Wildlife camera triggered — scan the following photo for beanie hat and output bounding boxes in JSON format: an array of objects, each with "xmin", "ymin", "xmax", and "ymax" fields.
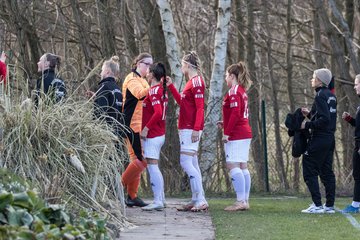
[{"xmin": 314, "ymin": 68, "xmax": 332, "ymax": 86}]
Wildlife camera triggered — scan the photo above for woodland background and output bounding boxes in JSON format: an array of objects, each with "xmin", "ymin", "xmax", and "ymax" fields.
[{"xmin": 0, "ymin": 0, "xmax": 359, "ymax": 196}]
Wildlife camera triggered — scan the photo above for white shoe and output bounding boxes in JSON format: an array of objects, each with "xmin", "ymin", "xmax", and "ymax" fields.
[
  {"xmin": 323, "ymin": 204, "xmax": 335, "ymax": 214},
  {"xmin": 141, "ymin": 202, "xmax": 164, "ymax": 211},
  {"xmin": 301, "ymin": 203, "xmax": 324, "ymax": 214}
]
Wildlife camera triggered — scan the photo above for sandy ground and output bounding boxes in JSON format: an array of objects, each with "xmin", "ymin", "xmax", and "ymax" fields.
[{"xmin": 117, "ymin": 198, "xmax": 215, "ymax": 240}]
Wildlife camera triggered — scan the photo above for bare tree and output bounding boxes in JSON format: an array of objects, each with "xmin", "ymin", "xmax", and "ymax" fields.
[{"xmin": 200, "ymin": 0, "xmax": 232, "ymax": 184}]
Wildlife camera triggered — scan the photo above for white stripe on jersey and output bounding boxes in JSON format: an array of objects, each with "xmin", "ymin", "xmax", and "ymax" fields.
[
  {"xmin": 192, "ymin": 76, "xmax": 202, "ymax": 88},
  {"xmin": 150, "ymin": 86, "xmax": 160, "ymax": 95},
  {"xmin": 228, "ymin": 85, "xmax": 239, "ymax": 96}
]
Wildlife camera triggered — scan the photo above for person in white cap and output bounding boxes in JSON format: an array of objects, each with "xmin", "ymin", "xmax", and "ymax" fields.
[{"xmin": 300, "ymin": 68, "xmax": 337, "ymax": 214}]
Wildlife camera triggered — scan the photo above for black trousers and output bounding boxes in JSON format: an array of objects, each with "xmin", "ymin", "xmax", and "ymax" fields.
[
  {"xmin": 302, "ymin": 134, "xmax": 336, "ymax": 207},
  {"xmin": 353, "ymin": 141, "xmax": 360, "ymax": 202}
]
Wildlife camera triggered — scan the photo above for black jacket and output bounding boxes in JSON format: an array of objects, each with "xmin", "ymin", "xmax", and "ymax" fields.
[
  {"xmin": 94, "ymin": 77, "xmax": 123, "ymax": 129},
  {"xmin": 304, "ymin": 86, "xmax": 337, "ymax": 135},
  {"xmin": 35, "ymin": 69, "xmax": 66, "ymax": 105},
  {"xmin": 346, "ymin": 105, "xmax": 360, "ymax": 142},
  {"xmin": 285, "ymin": 108, "xmax": 310, "ymax": 157}
]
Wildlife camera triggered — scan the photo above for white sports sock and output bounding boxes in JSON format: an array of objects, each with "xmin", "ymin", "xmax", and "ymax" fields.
[
  {"xmin": 242, "ymin": 168, "xmax": 251, "ymax": 201},
  {"xmin": 352, "ymin": 201, "xmax": 360, "ymax": 208},
  {"xmin": 230, "ymin": 168, "xmax": 245, "ymax": 202},
  {"xmin": 192, "ymin": 154, "xmax": 206, "ymax": 202},
  {"xmin": 180, "ymin": 154, "xmax": 204, "ymax": 202},
  {"xmin": 147, "ymin": 164, "xmax": 164, "ymax": 204}
]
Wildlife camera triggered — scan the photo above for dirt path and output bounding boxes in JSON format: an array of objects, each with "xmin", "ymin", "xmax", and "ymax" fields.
[{"xmin": 117, "ymin": 198, "xmax": 215, "ymax": 240}]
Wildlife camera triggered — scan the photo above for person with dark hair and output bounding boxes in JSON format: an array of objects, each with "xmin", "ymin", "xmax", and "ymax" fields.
[
  {"xmin": 217, "ymin": 61, "xmax": 252, "ymax": 211},
  {"xmin": 341, "ymin": 74, "xmax": 360, "ymax": 213},
  {"xmin": 35, "ymin": 53, "xmax": 66, "ymax": 105},
  {"xmin": 165, "ymin": 51, "xmax": 208, "ymax": 212},
  {"xmin": 121, "ymin": 52, "xmax": 152, "ymax": 207},
  {"xmin": 140, "ymin": 62, "xmax": 168, "ymax": 211},
  {"xmin": 300, "ymin": 68, "xmax": 337, "ymax": 214},
  {"xmin": 0, "ymin": 51, "xmax": 7, "ymax": 87}
]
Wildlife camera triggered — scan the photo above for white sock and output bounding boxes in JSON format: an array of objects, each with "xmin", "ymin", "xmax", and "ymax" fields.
[
  {"xmin": 242, "ymin": 168, "xmax": 251, "ymax": 201},
  {"xmin": 230, "ymin": 168, "xmax": 245, "ymax": 202},
  {"xmin": 352, "ymin": 201, "xmax": 360, "ymax": 208},
  {"xmin": 192, "ymin": 154, "xmax": 206, "ymax": 202},
  {"xmin": 147, "ymin": 164, "xmax": 164, "ymax": 204},
  {"xmin": 180, "ymin": 154, "xmax": 205, "ymax": 202}
]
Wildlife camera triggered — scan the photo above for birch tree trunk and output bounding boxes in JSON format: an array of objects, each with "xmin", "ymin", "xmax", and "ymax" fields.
[
  {"xmin": 200, "ymin": 0, "xmax": 232, "ymax": 185},
  {"xmin": 156, "ymin": 0, "xmax": 182, "ymax": 88}
]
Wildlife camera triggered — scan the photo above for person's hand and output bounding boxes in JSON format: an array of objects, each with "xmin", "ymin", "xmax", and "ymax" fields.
[
  {"xmin": 301, "ymin": 119, "xmax": 308, "ymax": 129},
  {"xmin": 216, "ymin": 121, "xmax": 223, "ymax": 129},
  {"xmin": 191, "ymin": 130, "xmax": 200, "ymax": 143},
  {"xmin": 358, "ymin": 148, "xmax": 360, "ymax": 156},
  {"xmin": 85, "ymin": 90, "xmax": 95, "ymax": 99},
  {"xmin": 222, "ymin": 135, "xmax": 229, "ymax": 143},
  {"xmin": 0, "ymin": 51, "xmax": 6, "ymax": 63},
  {"xmin": 165, "ymin": 76, "xmax": 173, "ymax": 87},
  {"xmin": 301, "ymin": 107, "xmax": 310, "ymax": 117},
  {"xmin": 342, "ymin": 112, "xmax": 351, "ymax": 121},
  {"xmin": 141, "ymin": 127, "xmax": 149, "ymax": 139}
]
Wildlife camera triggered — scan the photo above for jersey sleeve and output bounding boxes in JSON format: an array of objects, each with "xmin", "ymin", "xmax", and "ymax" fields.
[
  {"xmin": 145, "ymin": 89, "xmax": 163, "ymax": 129},
  {"xmin": 191, "ymin": 84, "xmax": 205, "ymax": 131},
  {"xmin": 127, "ymin": 78, "xmax": 149, "ymax": 100},
  {"xmin": 168, "ymin": 84, "xmax": 181, "ymax": 105},
  {"xmin": 224, "ymin": 93, "xmax": 241, "ymax": 136}
]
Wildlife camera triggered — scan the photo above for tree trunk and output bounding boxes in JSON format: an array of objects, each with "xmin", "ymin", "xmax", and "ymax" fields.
[
  {"xmin": 246, "ymin": 0, "xmax": 265, "ymax": 190},
  {"xmin": 69, "ymin": 0, "xmax": 94, "ymax": 69},
  {"xmin": 156, "ymin": 0, "xmax": 183, "ymax": 88},
  {"xmin": 96, "ymin": 0, "xmax": 117, "ymax": 58},
  {"xmin": 235, "ymin": 0, "xmax": 245, "ymax": 61},
  {"xmin": 262, "ymin": 0, "xmax": 289, "ymax": 190},
  {"xmin": 315, "ymin": 0, "xmax": 358, "ymax": 178},
  {"xmin": 200, "ymin": 0, "xmax": 232, "ymax": 186},
  {"xmin": 285, "ymin": 0, "xmax": 300, "ymax": 191}
]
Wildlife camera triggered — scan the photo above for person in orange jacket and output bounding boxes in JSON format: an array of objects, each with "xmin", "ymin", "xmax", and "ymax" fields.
[{"xmin": 121, "ymin": 52, "xmax": 152, "ymax": 207}]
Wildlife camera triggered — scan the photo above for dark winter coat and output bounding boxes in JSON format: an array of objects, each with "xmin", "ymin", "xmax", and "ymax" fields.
[{"xmin": 285, "ymin": 108, "xmax": 310, "ymax": 158}]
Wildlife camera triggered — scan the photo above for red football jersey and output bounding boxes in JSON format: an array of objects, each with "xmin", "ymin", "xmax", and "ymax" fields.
[
  {"xmin": 142, "ymin": 84, "xmax": 167, "ymax": 138},
  {"xmin": 222, "ymin": 84, "xmax": 252, "ymax": 140},
  {"xmin": 0, "ymin": 61, "xmax": 6, "ymax": 85},
  {"xmin": 168, "ymin": 75, "xmax": 205, "ymax": 131}
]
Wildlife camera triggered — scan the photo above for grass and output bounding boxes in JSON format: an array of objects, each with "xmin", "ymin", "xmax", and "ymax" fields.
[{"xmin": 209, "ymin": 196, "xmax": 360, "ymax": 240}]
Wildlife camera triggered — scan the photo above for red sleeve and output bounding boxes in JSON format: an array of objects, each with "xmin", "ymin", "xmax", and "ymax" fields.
[
  {"xmin": 0, "ymin": 61, "xmax": 7, "ymax": 85},
  {"xmin": 224, "ymin": 94, "xmax": 241, "ymax": 136},
  {"xmin": 168, "ymin": 84, "xmax": 181, "ymax": 105},
  {"xmin": 145, "ymin": 92, "xmax": 163, "ymax": 129},
  {"xmin": 192, "ymin": 85, "xmax": 205, "ymax": 131}
]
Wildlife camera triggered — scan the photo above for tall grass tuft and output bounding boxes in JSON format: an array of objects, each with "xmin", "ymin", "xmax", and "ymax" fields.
[{"xmin": 0, "ymin": 88, "xmax": 131, "ymax": 232}]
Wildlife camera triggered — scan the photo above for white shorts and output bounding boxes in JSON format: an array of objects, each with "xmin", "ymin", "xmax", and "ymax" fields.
[
  {"xmin": 179, "ymin": 129, "xmax": 202, "ymax": 152},
  {"xmin": 142, "ymin": 135, "xmax": 165, "ymax": 160},
  {"xmin": 224, "ymin": 139, "xmax": 251, "ymax": 163}
]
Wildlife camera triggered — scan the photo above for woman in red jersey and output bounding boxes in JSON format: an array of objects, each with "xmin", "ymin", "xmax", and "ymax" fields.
[
  {"xmin": 140, "ymin": 62, "xmax": 168, "ymax": 211},
  {"xmin": 166, "ymin": 51, "xmax": 208, "ymax": 212},
  {"xmin": 0, "ymin": 51, "xmax": 7, "ymax": 90},
  {"xmin": 218, "ymin": 61, "xmax": 252, "ymax": 211}
]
